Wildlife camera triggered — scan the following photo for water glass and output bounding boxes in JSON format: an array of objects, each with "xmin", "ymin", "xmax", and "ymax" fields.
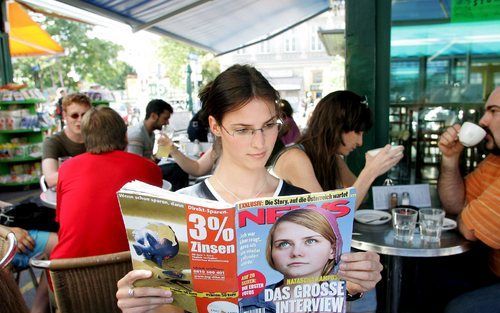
[
  {"xmin": 392, "ymin": 208, "xmax": 418, "ymax": 242},
  {"xmin": 419, "ymin": 209, "xmax": 445, "ymax": 243}
]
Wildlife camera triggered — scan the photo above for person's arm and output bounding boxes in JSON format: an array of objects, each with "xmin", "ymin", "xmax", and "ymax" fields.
[
  {"xmin": 273, "ymin": 148, "xmax": 323, "ymax": 192},
  {"xmin": 158, "ymin": 134, "xmax": 214, "ymax": 177},
  {"xmin": 437, "ymin": 125, "xmax": 466, "ymax": 215},
  {"xmin": 42, "ymin": 158, "xmax": 59, "ymax": 188},
  {"xmin": 170, "ymin": 146, "xmax": 215, "ymax": 177},
  {"xmin": 349, "ymin": 145, "xmax": 404, "ymax": 209}
]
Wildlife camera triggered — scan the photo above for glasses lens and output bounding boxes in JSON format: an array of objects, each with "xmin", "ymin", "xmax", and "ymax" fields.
[{"xmin": 70, "ymin": 112, "xmax": 85, "ymax": 119}]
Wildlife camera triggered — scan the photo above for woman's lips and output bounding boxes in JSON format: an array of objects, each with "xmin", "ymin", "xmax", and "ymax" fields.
[
  {"xmin": 288, "ymin": 262, "xmax": 307, "ymax": 267},
  {"xmin": 248, "ymin": 152, "xmax": 266, "ymax": 158}
]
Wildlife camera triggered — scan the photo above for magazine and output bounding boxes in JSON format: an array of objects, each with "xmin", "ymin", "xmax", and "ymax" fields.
[{"xmin": 117, "ymin": 180, "xmax": 356, "ymax": 313}]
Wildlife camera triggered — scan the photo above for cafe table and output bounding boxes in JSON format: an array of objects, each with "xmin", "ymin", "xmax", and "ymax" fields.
[{"xmin": 351, "ymin": 217, "xmax": 473, "ymax": 313}]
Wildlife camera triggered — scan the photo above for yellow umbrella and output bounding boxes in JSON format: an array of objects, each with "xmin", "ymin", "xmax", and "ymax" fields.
[{"xmin": 8, "ymin": 1, "xmax": 64, "ymax": 57}]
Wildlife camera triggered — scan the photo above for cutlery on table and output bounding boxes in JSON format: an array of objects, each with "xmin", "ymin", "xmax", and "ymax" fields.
[{"xmin": 364, "ymin": 216, "xmax": 390, "ymax": 224}]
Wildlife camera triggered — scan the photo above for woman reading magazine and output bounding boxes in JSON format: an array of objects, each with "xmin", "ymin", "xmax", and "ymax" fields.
[{"xmin": 116, "ymin": 64, "xmax": 383, "ymax": 313}]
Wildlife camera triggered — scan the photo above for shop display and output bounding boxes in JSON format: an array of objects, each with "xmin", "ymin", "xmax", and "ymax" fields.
[{"xmin": 0, "ymin": 89, "xmax": 47, "ymax": 186}]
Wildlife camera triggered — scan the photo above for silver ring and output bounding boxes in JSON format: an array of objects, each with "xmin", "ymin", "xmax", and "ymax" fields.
[{"xmin": 128, "ymin": 287, "xmax": 135, "ymax": 297}]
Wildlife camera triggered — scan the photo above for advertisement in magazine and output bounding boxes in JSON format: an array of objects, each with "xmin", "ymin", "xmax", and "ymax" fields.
[
  {"xmin": 236, "ymin": 188, "xmax": 356, "ymax": 313},
  {"xmin": 118, "ymin": 186, "xmax": 240, "ymax": 313}
]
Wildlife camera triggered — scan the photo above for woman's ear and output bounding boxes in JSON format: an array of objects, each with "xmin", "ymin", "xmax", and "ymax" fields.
[
  {"xmin": 208, "ymin": 116, "xmax": 221, "ymax": 136},
  {"xmin": 328, "ymin": 245, "xmax": 335, "ymax": 260}
]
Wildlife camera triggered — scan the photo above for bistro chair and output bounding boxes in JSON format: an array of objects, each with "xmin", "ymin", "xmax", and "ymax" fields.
[
  {"xmin": 0, "ymin": 225, "xmax": 30, "ymax": 313},
  {"xmin": 30, "ymin": 251, "xmax": 132, "ymax": 313}
]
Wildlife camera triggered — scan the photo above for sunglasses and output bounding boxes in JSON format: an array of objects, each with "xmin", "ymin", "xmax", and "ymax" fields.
[{"xmin": 68, "ymin": 112, "xmax": 86, "ymax": 119}]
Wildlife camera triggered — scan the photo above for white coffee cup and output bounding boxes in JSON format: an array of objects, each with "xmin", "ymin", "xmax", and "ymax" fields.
[
  {"xmin": 367, "ymin": 145, "xmax": 403, "ymax": 157},
  {"xmin": 458, "ymin": 122, "xmax": 486, "ymax": 147}
]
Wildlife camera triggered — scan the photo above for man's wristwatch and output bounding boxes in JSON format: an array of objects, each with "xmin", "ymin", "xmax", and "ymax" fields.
[{"xmin": 346, "ymin": 292, "xmax": 364, "ymax": 301}]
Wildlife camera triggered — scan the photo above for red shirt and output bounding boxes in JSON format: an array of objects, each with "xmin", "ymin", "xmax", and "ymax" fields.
[{"xmin": 51, "ymin": 150, "xmax": 162, "ymax": 260}]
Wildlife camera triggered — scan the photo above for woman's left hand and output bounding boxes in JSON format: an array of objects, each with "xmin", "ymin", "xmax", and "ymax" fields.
[{"xmin": 338, "ymin": 251, "xmax": 383, "ymax": 295}]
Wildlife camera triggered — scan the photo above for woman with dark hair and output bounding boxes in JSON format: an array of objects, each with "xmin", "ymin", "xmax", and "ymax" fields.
[
  {"xmin": 272, "ymin": 90, "xmax": 404, "ymax": 209},
  {"xmin": 116, "ymin": 67, "xmax": 383, "ymax": 313}
]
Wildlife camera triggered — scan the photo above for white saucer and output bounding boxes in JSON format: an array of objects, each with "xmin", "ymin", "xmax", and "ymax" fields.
[
  {"xmin": 355, "ymin": 210, "xmax": 392, "ymax": 225},
  {"xmin": 442, "ymin": 218, "xmax": 457, "ymax": 231}
]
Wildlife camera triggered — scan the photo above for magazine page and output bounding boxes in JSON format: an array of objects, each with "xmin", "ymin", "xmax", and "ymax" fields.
[
  {"xmin": 118, "ymin": 181, "xmax": 239, "ymax": 313},
  {"xmin": 235, "ymin": 188, "xmax": 356, "ymax": 313}
]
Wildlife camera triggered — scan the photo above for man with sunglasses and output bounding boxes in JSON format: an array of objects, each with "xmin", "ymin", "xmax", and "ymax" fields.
[{"xmin": 42, "ymin": 93, "xmax": 91, "ymax": 187}]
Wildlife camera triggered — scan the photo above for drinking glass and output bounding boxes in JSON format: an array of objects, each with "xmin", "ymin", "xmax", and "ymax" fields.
[
  {"xmin": 156, "ymin": 125, "xmax": 175, "ymax": 158},
  {"xmin": 419, "ymin": 209, "xmax": 445, "ymax": 243},
  {"xmin": 392, "ymin": 208, "xmax": 418, "ymax": 242}
]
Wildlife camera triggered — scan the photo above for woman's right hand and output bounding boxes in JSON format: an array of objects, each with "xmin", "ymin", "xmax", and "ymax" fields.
[
  {"xmin": 116, "ymin": 270, "xmax": 174, "ymax": 313},
  {"xmin": 157, "ymin": 134, "xmax": 173, "ymax": 147},
  {"xmin": 364, "ymin": 144, "xmax": 404, "ymax": 178}
]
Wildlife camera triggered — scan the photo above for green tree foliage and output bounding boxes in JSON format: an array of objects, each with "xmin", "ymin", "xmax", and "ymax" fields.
[
  {"xmin": 12, "ymin": 16, "xmax": 135, "ymax": 90},
  {"xmin": 156, "ymin": 38, "xmax": 220, "ymax": 89}
]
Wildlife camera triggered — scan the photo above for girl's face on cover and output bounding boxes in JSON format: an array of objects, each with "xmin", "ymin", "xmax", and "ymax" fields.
[
  {"xmin": 271, "ymin": 221, "xmax": 335, "ymax": 279},
  {"xmin": 211, "ymin": 98, "xmax": 279, "ymax": 171}
]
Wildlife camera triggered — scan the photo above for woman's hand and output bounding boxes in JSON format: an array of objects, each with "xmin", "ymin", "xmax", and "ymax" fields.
[
  {"xmin": 364, "ymin": 144, "xmax": 404, "ymax": 178},
  {"xmin": 338, "ymin": 251, "xmax": 383, "ymax": 295},
  {"xmin": 116, "ymin": 270, "xmax": 174, "ymax": 313},
  {"xmin": 10, "ymin": 227, "xmax": 35, "ymax": 253},
  {"xmin": 157, "ymin": 134, "xmax": 173, "ymax": 147}
]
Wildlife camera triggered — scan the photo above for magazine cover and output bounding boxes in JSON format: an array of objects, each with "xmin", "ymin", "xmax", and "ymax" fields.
[
  {"xmin": 118, "ymin": 181, "xmax": 238, "ymax": 313},
  {"xmin": 236, "ymin": 188, "xmax": 356, "ymax": 313},
  {"xmin": 118, "ymin": 181, "xmax": 356, "ymax": 313}
]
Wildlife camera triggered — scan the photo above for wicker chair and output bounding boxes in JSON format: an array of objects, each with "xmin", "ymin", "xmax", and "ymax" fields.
[
  {"xmin": 0, "ymin": 225, "xmax": 30, "ymax": 313},
  {"xmin": 30, "ymin": 251, "xmax": 132, "ymax": 313}
]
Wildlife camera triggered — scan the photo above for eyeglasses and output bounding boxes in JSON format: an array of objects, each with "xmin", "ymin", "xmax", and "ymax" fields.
[
  {"xmin": 220, "ymin": 119, "xmax": 283, "ymax": 138},
  {"xmin": 68, "ymin": 112, "xmax": 86, "ymax": 119}
]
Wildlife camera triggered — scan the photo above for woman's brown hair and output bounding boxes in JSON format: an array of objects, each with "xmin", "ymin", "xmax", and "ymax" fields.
[{"xmin": 297, "ymin": 90, "xmax": 372, "ymax": 190}]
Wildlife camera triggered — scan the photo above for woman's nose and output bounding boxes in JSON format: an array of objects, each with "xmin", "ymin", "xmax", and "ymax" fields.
[{"xmin": 291, "ymin": 244, "xmax": 304, "ymax": 257}]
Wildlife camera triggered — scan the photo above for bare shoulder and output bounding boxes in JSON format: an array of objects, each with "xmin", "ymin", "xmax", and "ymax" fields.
[{"xmin": 277, "ymin": 147, "xmax": 310, "ymax": 166}]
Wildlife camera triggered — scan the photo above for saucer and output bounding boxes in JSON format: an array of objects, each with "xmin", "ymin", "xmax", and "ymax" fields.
[
  {"xmin": 442, "ymin": 218, "xmax": 457, "ymax": 231},
  {"xmin": 355, "ymin": 210, "xmax": 392, "ymax": 225}
]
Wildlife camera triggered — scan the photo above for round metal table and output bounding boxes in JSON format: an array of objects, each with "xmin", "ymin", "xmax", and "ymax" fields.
[{"xmin": 352, "ymin": 219, "xmax": 473, "ymax": 313}]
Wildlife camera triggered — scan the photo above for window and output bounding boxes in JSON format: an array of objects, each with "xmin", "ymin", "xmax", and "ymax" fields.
[
  {"xmin": 310, "ymin": 26, "xmax": 323, "ymax": 51},
  {"xmin": 258, "ymin": 41, "xmax": 271, "ymax": 54},
  {"xmin": 312, "ymin": 70, "xmax": 323, "ymax": 84},
  {"xmin": 284, "ymin": 32, "xmax": 297, "ymax": 52}
]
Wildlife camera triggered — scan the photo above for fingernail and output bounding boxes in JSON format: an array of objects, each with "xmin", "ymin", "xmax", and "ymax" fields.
[{"xmin": 339, "ymin": 264, "xmax": 347, "ymax": 270}]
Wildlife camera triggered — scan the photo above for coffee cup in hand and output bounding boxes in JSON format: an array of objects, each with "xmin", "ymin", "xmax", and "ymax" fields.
[
  {"xmin": 458, "ymin": 122, "xmax": 486, "ymax": 147},
  {"xmin": 367, "ymin": 145, "xmax": 403, "ymax": 157}
]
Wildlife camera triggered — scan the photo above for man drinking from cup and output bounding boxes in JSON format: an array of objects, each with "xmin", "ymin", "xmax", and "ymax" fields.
[{"xmin": 438, "ymin": 87, "xmax": 500, "ymax": 312}]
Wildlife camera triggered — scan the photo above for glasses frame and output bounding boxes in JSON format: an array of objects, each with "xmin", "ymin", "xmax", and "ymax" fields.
[{"xmin": 220, "ymin": 118, "xmax": 283, "ymax": 138}]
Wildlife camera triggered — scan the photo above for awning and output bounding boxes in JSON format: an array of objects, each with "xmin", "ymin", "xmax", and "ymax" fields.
[
  {"xmin": 54, "ymin": 0, "xmax": 330, "ymax": 56},
  {"xmin": 8, "ymin": 1, "xmax": 64, "ymax": 57}
]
